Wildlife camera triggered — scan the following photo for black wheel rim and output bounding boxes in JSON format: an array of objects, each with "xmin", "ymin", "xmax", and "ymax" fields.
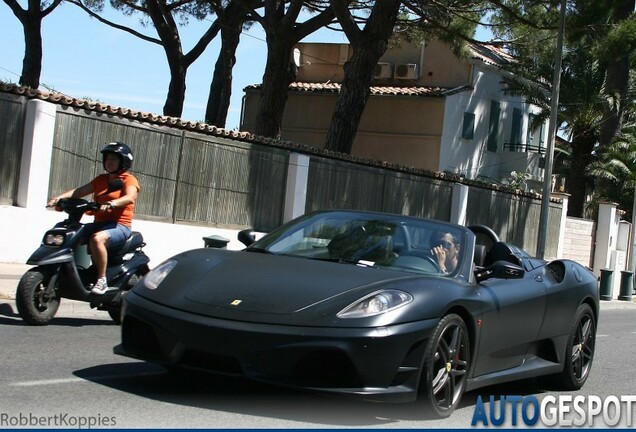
[
  {"xmin": 430, "ymin": 322, "xmax": 469, "ymax": 412},
  {"xmin": 33, "ymin": 281, "xmax": 53, "ymax": 313},
  {"xmin": 571, "ymin": 313, "xmax": 595, "ymax": 381}
]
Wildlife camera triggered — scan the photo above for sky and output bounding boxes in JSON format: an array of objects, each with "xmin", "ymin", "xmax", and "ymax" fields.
[
  {"xmin": 1, "ymin": 4, "xmax": 493, "ymax": 132},
  {"xmin": 0, "ymin": 3, "xmax": 350, "ymax": 131}
]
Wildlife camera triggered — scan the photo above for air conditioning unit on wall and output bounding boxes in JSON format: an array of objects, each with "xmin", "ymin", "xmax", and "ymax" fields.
[
  {"xmin": 374, "ymin": 62, "xmax": 392, "ymax": 79},
  {"xmin": 394, "ymin": 63, "xmax": 418, "ymax": 80}
]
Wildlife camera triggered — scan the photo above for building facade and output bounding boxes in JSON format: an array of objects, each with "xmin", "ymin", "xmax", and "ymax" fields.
[{"xmin": 240, "ymin": 39, "xmax": 548, "ymax": 191}]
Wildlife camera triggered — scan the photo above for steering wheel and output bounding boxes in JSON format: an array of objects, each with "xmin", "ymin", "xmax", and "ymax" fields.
[{"xmin": 421, "ymin": 251, "xmax": 442, "ymax": 272}]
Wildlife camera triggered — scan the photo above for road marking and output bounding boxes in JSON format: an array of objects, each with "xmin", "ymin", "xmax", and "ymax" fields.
[
  {"xmin": 10, "ymin": 371, "xmax": 163, "ymax": 387},
  {"xmin": 11, "ymin": 377, "xmax": 85, "ymax": 387}
]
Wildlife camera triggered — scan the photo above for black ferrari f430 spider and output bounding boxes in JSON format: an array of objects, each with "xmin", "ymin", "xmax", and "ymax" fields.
[{"xmin": 115, "ymin": 210, "xmax": 599, "ymax": 418}]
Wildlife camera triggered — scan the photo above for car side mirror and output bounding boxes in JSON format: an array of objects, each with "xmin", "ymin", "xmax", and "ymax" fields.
[
  {"xmin": 238, "ymin": 229, "xmax": 256, "ymax": 247},
  {"xmin": 475, "ymin": 260, "xmax": 525, "ymax": 283}
]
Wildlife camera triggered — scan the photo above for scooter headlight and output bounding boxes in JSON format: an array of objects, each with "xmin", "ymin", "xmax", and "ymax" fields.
[{"xmin": 44, "ymin": 233, "xmax": 65, "ymax": 246}]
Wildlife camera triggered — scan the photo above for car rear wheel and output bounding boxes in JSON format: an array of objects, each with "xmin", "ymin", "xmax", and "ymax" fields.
[
  {"xmin": 555, "ymin": 303, "xmax": 596, "ymax": 390},
  {"xmin": 418, "ymin": 313, "xmax": 470, "ymax": 418}
]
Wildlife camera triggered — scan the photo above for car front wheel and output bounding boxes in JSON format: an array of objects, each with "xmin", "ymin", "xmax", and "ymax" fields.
[{"xmin": 418, "ymin": 313, "xmax": 470, "ymax": 418}]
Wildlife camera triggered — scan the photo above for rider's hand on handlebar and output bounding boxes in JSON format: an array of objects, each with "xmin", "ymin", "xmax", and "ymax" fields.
[
  {"xmin": 97, "ymin": 202, "xmax": 114, "ymax": 212},
  {"xmin": 47, "ymin": 198, "xmax": 59, "ymax": 208}
]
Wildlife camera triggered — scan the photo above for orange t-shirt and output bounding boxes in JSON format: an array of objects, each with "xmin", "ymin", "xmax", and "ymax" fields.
[{"xmin": 91, "ymin": 172, "xmax": 140, "ymax": 227}]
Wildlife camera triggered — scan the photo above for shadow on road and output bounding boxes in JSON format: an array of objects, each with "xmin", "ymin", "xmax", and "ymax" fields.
[
  {"xmin": 0, "ymin": 301, "xmax": 116, "ymax": 327},
  {"xmin": 73, "ymin": 361, "xmax": 548, "ymax": 427}
]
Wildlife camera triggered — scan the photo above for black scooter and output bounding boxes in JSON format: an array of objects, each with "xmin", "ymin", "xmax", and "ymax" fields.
[{"xmin": 16, "ymin": 196, "xmax": 150, "ymax": 325}]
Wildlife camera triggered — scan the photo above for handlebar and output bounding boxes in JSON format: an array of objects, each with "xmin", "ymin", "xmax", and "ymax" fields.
[{"xmin": 51, "ymin": 198, "xmax": 101, "ymax": 214}]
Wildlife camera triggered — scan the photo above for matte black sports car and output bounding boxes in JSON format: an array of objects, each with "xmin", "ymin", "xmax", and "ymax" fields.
[{"xmin": 116, "ymin": 210, "xmax": 599, "ymax": 417}]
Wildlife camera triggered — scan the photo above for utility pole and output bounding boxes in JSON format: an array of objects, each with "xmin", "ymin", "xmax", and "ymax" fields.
[{"xmin": 537, "ymin": 0, "xmax": 567, "ymax": 259}]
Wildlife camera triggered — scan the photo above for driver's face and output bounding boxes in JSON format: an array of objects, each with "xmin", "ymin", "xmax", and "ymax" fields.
[{"xmin": 435, "ymin": 233, "xmax": 458, "ymax": 259}]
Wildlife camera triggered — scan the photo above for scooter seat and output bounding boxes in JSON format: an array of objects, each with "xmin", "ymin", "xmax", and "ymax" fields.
[{"xmin": 110, "ymin": 231, "xmax": 144, "ymax": 257}]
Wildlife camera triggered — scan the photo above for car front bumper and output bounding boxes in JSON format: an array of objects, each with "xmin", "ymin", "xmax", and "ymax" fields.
[{"xmin": 116, "ymin": 291, "xmax": 438, "ymax": 403}]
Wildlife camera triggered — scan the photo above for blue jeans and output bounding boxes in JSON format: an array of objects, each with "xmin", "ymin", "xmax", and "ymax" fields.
[{"xmin": 84, "ymin": 221, "xmax": 132, "ymax": 250}]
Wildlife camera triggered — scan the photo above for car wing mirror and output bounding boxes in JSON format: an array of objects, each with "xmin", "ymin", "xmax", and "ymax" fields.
[
  {"xmin": 475, "ymin": 260, "xmax": 525, "ymax": 283},
  {"xmin": 238, "ymin": 229, "xmax": 257, "ymax": 247}
]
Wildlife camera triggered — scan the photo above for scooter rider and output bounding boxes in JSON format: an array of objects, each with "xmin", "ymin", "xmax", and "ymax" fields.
[{"xmin": 47, "ymin": 142, "xmax": 140, "ymax": 294}]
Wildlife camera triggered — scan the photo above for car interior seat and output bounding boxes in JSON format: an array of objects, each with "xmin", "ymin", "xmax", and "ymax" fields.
[
  {"xmin": 328, "ymin": 226, "xmax": 396, "ymax": 263},
  {"xmin": 358, "ymin": 235, "xmax": 396, "ymax": 263},
  {"xmin": 473, "ymin": 244, "xmax": 487, "ymax": 268},
  {"xmin": 483, "ymin": 241, "xmax": 522, "ymax": 267}
]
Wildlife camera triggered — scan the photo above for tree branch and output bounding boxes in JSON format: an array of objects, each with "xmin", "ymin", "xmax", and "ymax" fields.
[
  {"xmin": 330, "ymin": 0, "xmax": 361, "ymax": 43},
  {"xmin": 65, "ymin": 0, "xmax": 162, "ymax": 44}
]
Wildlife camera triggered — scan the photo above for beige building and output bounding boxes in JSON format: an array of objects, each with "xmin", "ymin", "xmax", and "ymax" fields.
[{"xmin": 241, "ymin": 39, "xmax": 547, "ymax": 188}]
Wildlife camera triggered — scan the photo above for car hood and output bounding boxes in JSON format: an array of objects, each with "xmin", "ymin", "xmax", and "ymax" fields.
[{"xmin": 138, "ymin": 248, "xmax": 428, "ymax": 324}]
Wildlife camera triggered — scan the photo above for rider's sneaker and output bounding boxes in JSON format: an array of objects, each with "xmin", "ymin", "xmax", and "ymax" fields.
[{"xmin": 90, "ymin": 277, "xmax": 113, "ymax": 295}]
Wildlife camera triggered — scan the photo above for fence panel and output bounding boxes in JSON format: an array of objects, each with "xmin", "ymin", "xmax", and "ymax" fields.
[
  {"xmin": 306, "ymin": 158, "xmax": 387, "ymax": 212},
  {"xmin": 466, "ymin": 186, "xmax": 561, "ymax": 257},
  {"xmin": 5, "ymin": 90, "xmax": 566, "ymax": 257},
  {"xmin": 175, "ymin": 135, "xmax": 287, "ymax": 230},
  {"xmin": 382, "ymin": 172, "xmax": 452, "ymax": 221},
  {"xmin": 50, "ymin": 108, "xmax": 183, "ymax": 219},
  {"xmin": 0, "ymin": 93, "xmax": 26, "ymax": 205}
]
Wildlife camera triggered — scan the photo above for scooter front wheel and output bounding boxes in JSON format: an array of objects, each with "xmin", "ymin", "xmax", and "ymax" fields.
[{"xmin": 16, "ymin": 269, "xmax": 60, "ymax": 326}]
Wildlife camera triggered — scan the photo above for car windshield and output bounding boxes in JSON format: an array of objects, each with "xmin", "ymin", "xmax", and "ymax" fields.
[{"xmin": 249, "ymin": 210, "xmax": 466, "ymax": 276}]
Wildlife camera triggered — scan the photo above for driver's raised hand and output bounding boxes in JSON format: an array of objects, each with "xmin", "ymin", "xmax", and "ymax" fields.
[{"xmin": 431, "ymin": 245, "xmax": 447, "ymax": 272}]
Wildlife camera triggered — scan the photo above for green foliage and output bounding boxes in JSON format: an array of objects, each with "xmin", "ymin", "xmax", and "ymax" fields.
[
  {"xmin": 507, "ymin": 170, "xmax": 529, "ymax": 189},
  {"xmin": 396, "ymin": 0, "xmax": 483, "ymax": 56},
  {"xmin": 587, "ymin": 128, "xmax": 636, "ymax": 221},
  {"xmin": 596, "ymin": 16, "xmax": 636, "ymax": 62}
]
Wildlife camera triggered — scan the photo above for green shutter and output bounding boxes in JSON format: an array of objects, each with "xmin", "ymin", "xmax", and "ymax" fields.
[
  {"xmin": 487, "ymin": 101, "xmax": 500, "ymax": 152},
  {"xmin": 510, "ymin": 108, "xmax": 522, "ymax": 150},
  {"xmin": 462, "ymin": 112, "xmax": 475, "ymax": 139}
]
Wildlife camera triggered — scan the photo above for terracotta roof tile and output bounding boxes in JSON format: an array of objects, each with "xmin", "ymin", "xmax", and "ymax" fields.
[
  {"xmin": 245, "ymin": 82, "xmax": 450, "ymax": 97},
  {"xmin": 469, "ymin": 42, "xmax": 515, "ymax": 67}
]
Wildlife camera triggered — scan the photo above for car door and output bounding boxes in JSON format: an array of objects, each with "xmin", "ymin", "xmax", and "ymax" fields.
[{"xmin": 471, "ymin": 267, "xmax": 547, "ymax": 377}]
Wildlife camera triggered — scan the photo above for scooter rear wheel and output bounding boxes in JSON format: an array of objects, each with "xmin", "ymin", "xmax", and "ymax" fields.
[{"xmin": 16, "ymin": 269, "xmax": 60, "ymax": 326}]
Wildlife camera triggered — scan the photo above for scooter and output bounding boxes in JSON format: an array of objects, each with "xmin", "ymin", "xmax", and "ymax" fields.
[{"xmin": 15, "ymin": 195, "xmax": 150, "ymax": 325}]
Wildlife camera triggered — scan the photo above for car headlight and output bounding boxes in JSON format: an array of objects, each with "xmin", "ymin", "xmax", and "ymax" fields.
[
  {"xmin": 337, "ymin": 290, "xmax": 413, "ymax": 318},
  {"xmin": 44, "ymin": 233, "xmax": 65, "ymax": 246},
  {"xmin": 143, "ymin": 260, "xmax": 177, "ymax": 290}
]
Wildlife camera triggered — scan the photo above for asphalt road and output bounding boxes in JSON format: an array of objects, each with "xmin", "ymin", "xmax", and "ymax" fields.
[{"xmin": 0, "ymin": 299, "xmax": 635, "ymax": 429}]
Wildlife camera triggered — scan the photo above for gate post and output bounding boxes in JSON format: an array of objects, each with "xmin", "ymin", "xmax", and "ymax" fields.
[{"xmin": 17, "ymin": 99, "xmax": 57, "ymax": 208}]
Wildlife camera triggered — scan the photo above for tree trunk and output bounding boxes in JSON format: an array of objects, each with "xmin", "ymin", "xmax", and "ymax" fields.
[
  {"xmin": 566, "ymin": 130, "xmax": 596, "ymax": 217},
  {"xmin": 324, "ymin": 48, "xmax": 377, "ymax": 154},
  {"xmin": 205, "ymin": 19, "xmax": 242, "ymax": 126},
  {"xmin": 324, "ymin": 0, "xmax": 401, "ymax": 154},
  {"xmin": 20, "ymin": 19, "xmax": 43, "ymax": 88},
  {"xmin": 254, "ymin": 39, "xmax": 295, "ymax": 138},
  {"xmin": 162, "ymin": 50, "xmax": 187, "ymax": 117}
]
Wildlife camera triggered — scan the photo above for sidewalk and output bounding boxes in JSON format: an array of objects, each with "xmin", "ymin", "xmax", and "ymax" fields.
[{"xmin": 0, "ymin": 262, "xmax": 30, "ymax": 300}]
